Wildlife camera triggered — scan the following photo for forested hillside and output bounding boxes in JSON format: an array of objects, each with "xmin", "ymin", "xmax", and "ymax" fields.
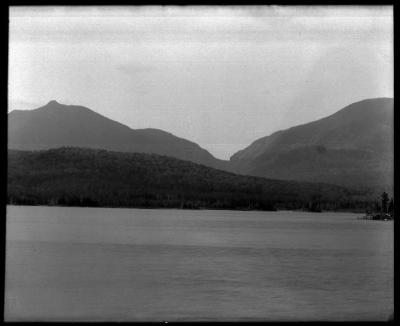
[{"xmin": 8, "ymin": 148, "xmax": 375, "ymax": 211}]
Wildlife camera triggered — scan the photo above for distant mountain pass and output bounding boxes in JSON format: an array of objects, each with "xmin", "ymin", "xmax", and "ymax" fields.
[
  {"xmin": 8, "ymin": 98, "xmax": 393, "ymax": 192},
  {"xmin": 230, "ymin": 98, "xmax": 393, "ymax": 192}
]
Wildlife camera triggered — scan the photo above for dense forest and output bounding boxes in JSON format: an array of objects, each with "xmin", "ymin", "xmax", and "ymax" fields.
[{"xmin": 7, "ymin": 147, "xmax": 379, "ymax": 212}]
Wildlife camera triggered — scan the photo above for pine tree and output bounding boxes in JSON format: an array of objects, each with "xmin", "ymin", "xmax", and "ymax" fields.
[
  {"xmin": 381, "ymin": 192, "xmax": 389, "ymax": 213},
  {"xmin": 388, "ymin": 197, "xmax": 394, "ymax": 217}
]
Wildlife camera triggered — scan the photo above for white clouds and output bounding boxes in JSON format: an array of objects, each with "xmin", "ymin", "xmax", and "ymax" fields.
[
  {"xmin": 10, "ymin": 6, "xmax": 392, "ymax": 44},
  {"xmin": 8, "ymin": 6, "xmax": 393, "ymax": 159}
]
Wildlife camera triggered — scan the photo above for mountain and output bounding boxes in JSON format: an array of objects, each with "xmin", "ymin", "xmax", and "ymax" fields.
[
  {"xmin": 8, "ymin": 147, "xmax": 372, "ymax": 211},
  {"xmin": 8, "ymin": 98, "xmax": 394, "ymax": 193},
  {"xmin": 230, "ymin": 98, "xmax": 393, "ymax": 192},
  {"xmin": 8, "ymin": 100, "xmax": 228, "ymax": 169}
]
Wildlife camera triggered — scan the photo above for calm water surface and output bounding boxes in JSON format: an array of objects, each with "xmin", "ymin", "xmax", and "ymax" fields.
[{"xmin": 5, "ymin": 205, "xmax": 393, "ymax": 321}]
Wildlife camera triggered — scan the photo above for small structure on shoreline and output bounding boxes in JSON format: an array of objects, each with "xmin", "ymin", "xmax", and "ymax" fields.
[
  {"xmin": 358, "ymin": 192, "xmax": 394, "ymax": 221},
  {"xmin": 358, "ymin": 212, "xmax": 393, "ymax": 221}
]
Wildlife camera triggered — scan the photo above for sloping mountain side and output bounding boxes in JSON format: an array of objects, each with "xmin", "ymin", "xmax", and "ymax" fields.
[
  {"xmin": 230, "ymin": 98, "xmax": 393, "ymax": 193},
  {"xmin": 7, "ymin": 148, "xmax": 375, "ymax": 211},
  {"xmin": 8, "ymin": 100, "xmax": 228, "ymax": 170}
]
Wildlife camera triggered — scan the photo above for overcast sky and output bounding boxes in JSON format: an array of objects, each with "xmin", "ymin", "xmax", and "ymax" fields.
[{"xmin": 9, "ymin": 6, "xmax": 393, "ymax": 159}]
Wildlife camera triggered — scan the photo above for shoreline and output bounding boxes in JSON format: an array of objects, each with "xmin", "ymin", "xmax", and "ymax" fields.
[{"xmin": 6, "ymin": 203, "xmax": 366, "ymax": 214}]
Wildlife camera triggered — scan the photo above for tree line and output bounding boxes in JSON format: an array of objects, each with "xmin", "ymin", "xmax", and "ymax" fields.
[{"xmin": 7, "ymin": 147, "xmax": 382, "ymax": 212}]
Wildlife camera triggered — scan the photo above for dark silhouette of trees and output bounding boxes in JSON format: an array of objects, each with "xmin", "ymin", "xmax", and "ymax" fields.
[
  {"xmin": 7, "ymin": 148, "xmax": 376, "ymax": 211},
  {"xmin": 388, "ymin": 197, "xmax": 394, "ymax": 217},
  {"xmin": 381, "ymin": 192, "xmax": 389, "ymax": 213}
]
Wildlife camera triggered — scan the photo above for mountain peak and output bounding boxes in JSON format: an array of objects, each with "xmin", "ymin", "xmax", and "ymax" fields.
[
  {"xmin": 47, "ymin": 100, "xmax": 61, "ymax": 106},
  {"xmin": 8, "ymin": 100, "xmax": 226, "ymax": 169}
]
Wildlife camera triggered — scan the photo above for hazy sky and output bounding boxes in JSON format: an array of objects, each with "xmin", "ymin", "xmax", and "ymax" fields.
[{"xmin": 9, "ymin": 6, "xmax": 393, "ymax": 159}]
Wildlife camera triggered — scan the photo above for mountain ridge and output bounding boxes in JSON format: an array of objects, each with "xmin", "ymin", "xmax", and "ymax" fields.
[
  {"xmin": 229, "ymin": 97, "xmax": 393, "ymax": 191},
  {"xmin": 8, "ymin": 100, "xmax": 228, "ymax": 170},
  {"xmin": 8, "ymin": 97, "xmax": 393, "ymax": 192}
]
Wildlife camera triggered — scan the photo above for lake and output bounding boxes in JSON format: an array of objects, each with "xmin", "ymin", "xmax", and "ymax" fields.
[{"xmin": 4, "ymin": 205, "xmax": 393, "ymax": 321}]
